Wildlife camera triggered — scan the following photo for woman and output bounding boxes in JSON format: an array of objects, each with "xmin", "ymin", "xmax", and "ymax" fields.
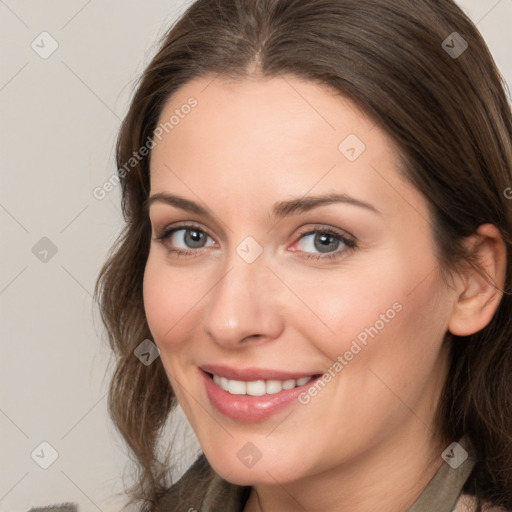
[{"xmin": 95, "ymin": 0, "xmax": 512, "ymax": 511}]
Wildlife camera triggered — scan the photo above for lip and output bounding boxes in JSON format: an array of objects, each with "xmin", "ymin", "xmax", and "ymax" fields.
[{"xmin": 200, "ymin": 366, "xmax": 321, "ymax": 422}]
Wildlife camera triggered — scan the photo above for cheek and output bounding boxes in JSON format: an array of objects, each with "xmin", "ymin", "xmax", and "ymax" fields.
[
  {"xmin": 142, "ymin": 253, "xmax": 204, "ymax": 352},
  {"xmin": 142, "ymin": 255, "xmax": 207, "ymax": 412},
  {"xmin": 278, "ymin": 258, "xmax": 404, "ymax": 360},
  {"xmin": 283, "ymin": 247, "xmax": 449, "ymax": 377}
]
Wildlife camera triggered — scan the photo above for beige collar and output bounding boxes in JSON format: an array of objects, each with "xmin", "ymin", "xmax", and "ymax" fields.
[{"xmin": 407, "ymin": 436, "xmax": 475, "ymax": 512}]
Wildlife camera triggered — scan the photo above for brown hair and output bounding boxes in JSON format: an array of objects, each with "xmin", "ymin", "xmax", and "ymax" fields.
[{"xmin": 95, "ymin": 0, "xmax": 512, "ymax": 509}]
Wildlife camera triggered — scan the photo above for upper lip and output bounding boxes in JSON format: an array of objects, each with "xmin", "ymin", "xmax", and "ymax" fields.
[{"xmin": 200, "ymin": 364, "xmax": 320, "ymax": 381}]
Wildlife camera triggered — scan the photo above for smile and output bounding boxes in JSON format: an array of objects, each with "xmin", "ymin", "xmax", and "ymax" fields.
[
  {"xmin": 212, "ymin": 374, "xmax": 315, "ymax": 396},
  {"xmin": 200, "ymin": 366, "xmax": 322, "ymax": 422}
]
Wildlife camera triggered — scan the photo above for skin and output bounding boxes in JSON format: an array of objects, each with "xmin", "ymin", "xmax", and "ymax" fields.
[{"xmin": 143, "ymin": 74, "xmax": 506, "ymax": 512}]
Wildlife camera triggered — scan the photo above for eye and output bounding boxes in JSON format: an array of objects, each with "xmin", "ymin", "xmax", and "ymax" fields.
[
  {"xmin": 153, "ymin": 223, "xmax": 356, "ymax": 260},
  {"xmin": 291, "ymin": 227, "xmax": 357, "ymax": 260},
  {"xmin": 154, "ymin": 224, "xmax": 216, "ymax": 255}
]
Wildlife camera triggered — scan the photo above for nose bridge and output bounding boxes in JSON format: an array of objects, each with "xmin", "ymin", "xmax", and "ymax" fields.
[{"xmin": 201, "ymin": 246, "xmax": 283, "ymax": 347}]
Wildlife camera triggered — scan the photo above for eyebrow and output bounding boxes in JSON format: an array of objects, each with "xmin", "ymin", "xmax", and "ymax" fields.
[{"xmin": 145, "ymin": 192, "xmax": 380, "ymax": 219}]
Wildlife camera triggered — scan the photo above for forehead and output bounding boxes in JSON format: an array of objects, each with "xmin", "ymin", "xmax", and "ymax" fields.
[
  {"xmin": 151, "ymin": 74, "xmax": 380, "ymax": 163},
  {"xmin": 148, "ymin": 74, "xmax": 423, "ymax": 221}
]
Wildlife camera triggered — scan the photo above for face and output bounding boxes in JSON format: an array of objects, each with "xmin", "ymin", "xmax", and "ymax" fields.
[{"xmin": 143, "ymin": 74, "xmax": 456, "ymax": 486}]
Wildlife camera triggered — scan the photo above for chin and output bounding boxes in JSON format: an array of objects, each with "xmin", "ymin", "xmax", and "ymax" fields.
[{"xmin": 204, "ymin": 448, "xmax": 305, "ymax": 486}]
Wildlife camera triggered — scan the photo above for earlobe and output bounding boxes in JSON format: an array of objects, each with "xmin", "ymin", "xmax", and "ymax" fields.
[{"xmin": 448, "ymin": 224, "xmax": 507, "ymax": 337}]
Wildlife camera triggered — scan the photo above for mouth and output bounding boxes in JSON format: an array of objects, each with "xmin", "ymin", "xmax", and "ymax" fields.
[
  {"xmin": 199, "ymin": 365, "xmax": 323, "ymax": 422},
  {"xmin": 205, "ymin": 371, "xmax": 320, "ymax": 396}
]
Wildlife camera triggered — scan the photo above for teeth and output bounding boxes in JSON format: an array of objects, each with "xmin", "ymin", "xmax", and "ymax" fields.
[
  {"xmin": 212, "ymin": 374, "xmax": 314, "ymax": 395},
  {"xmin": 282, "ymin": 379, "xmax": 296, "ymax": 390},
  {"xmin": 265, "ymin": 380, "xmax": 283, "ymax": 394},
  {"xmin": 247, "ymin": 380, "xmax": 266, "ymax": 396},
  {"xmin": 220, "ymin": 376, "xmax": 229, "ymax": 390},
  {"xmin": 228, "ymin": 380, "xmax": 246, "ymax": 395}
]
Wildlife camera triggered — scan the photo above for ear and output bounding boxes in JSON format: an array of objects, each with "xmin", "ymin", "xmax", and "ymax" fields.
[{"xmin": 448, "ymin": 224, "xmax": 507, "ymax": 336}]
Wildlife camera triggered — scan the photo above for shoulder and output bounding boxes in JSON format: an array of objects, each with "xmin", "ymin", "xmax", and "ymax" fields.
[
  {"xmin": 454, "ymin": 494, "xmax": 511, "ymax": 512},
  {"xmin": 154, "ymin": 454, "xmax": 250, "ymax": 512}
]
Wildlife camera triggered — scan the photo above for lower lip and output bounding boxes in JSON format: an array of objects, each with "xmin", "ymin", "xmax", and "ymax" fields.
[{"xmin": 201, "ymin": 370, "xmax": 319, "ymax": 422}]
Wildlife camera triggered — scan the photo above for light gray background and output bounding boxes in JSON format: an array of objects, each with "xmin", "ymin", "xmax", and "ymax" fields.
[{"xmin": 1, "ymin": 1, "xmax": 511, "ymax": 511}]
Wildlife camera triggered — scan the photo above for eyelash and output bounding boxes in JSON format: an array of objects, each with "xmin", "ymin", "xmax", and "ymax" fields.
[{"xmin": 153, "ymin": 223, "xmax": 357, "ymax": 261}]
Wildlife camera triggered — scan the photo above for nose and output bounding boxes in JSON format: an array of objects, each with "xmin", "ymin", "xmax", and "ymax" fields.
[{"xmin": 201, "ymin": 253, "xmax": 285, "ymax": 349}]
